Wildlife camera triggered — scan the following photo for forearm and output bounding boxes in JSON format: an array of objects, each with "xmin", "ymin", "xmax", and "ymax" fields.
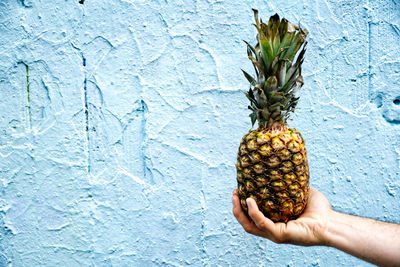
[{"xmin": 323, "ymin": 210, "xmax": 400, "ymax": 266}]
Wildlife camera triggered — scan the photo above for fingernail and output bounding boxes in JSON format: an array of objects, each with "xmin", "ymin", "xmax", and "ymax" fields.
[{"xmin": 246, "ymin": 198, "xmax": 252, "ymax": 207}]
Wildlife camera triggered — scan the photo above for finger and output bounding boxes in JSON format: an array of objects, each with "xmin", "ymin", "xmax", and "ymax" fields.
[
  {"xmin": 246, "ymin": 198, "xmax": 274, "ymax": 230},
  {"xmin": 232, "ymin": 194, "xmax": 254, "ymax": 229},
  {"xmin": 232, "ymin": 194, "xmax": 266, "ymax": 237},
  {"xmin": 246, "ymin": 198, "xmax": 287, "ymax": 242}
]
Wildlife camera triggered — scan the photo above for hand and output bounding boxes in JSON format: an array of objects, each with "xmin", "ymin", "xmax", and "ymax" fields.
[{"xmin": 232, "ymin": 187, "xmax": 331, "ymax": 246}]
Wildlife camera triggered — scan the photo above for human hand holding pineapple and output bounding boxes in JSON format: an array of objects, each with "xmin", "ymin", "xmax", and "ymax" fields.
[
  {"xmin": 232, "ymin": 9, "xmax": 400, "ymax": 266},
  {"xmin": 232, "ymin": 187, "xmax": 400, "ymax": 267},
  {"xmin": 232, "ymin": 187, "xmax": 330, "ymax": 246}
]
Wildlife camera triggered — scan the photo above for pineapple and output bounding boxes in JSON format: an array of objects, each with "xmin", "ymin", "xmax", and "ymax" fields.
[{"xmin": 236, "ymin": 9, "xmax": 309, "ymax": 223}]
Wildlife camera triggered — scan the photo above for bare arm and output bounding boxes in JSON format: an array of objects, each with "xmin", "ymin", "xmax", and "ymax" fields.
[
  {"xmin": 325, "ymin": 210, "xmax": 400, "ymax": 266},
  {"xmin": 232, "ymin": 188, "xmax": 400, "ymax": 267}
]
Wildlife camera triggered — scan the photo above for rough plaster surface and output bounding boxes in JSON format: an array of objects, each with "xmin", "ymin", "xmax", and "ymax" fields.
[{"xmin": 0, "ymin": 0, "xmax": 399, "ymax": 266}]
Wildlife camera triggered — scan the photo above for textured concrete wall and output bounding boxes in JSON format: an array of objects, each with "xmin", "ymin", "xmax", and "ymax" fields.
[{"xmin": 1, "ymin": 0, "xmax": 399, "ymax": 266}]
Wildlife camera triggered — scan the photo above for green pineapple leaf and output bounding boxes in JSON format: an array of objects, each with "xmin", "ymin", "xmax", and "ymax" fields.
[
  {"xmin": 242, "ymin": 69, "xmax": 256, "ymax": 86},
  {"xmin": 243, "ymin": 9, "xmax": 307, "ymax": 127},
  {"xmin": 249, "ymin": 112, "xmax": 257, "ymax": 126}
]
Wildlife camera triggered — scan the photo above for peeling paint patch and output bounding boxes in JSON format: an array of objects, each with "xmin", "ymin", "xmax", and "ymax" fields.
[{"xmin": 18, "ymin": 0, "xmax": 33, "ymax": 8}]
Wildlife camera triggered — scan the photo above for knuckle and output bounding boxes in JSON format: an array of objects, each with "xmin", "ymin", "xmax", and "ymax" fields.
[{"xmin": 257, "ymin": 220, "xmax": 266, "ymax": 229}]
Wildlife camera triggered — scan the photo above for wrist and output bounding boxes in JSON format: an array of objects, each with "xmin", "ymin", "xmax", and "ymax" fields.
[
  {"xmin": 315, "ymin": 209, "xmax": 338, "ymax": 247},
  {"xmin": 320, "ymin": 209, "xmax": 346, "ymax": 248}
]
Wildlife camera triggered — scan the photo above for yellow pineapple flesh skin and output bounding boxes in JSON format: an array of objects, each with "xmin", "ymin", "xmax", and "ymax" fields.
[{"xmin": 236, "ymin": 125, "xmax": 309, "ymax": 223}]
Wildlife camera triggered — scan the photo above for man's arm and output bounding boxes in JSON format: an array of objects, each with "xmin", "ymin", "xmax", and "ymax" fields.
[
  {"xmin": 232, "ymin": 188, "xmax": 400, "ymax": 267},
  {"xmin": 325, "ymin": 210, "xmax": 400, "ymax": 266}
]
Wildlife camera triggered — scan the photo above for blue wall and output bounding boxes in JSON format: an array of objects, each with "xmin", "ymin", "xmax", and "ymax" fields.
[{"xmin": 1, "ymin": 0, "xmax": 399, "ymax": 266}]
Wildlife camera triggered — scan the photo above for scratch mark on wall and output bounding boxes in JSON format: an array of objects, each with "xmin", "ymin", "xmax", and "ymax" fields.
[
  {"xmin": 368, "ymin": 20, "xmax": 372, "ymax": 102},
  {"xmin": 391, "ymin": 23, "xmax": 400, "ymax": 36},
  {"xmin": 82, "ymin": 55, "xmax": 90, "ymax": 173},
  {"xmin": 25, "ymin": 64, "xmax": 32, "ymax": 129},
  {"xmin": 138, "ymin": 100, "xmax": 154, "ymax": 184},
  {"xmin": 199, "ymin": 168, "xmax": 207, "ymax": 265},
  {"xmin": 41, "ymin": 80, "xmax": 51, "ymax": 103}
]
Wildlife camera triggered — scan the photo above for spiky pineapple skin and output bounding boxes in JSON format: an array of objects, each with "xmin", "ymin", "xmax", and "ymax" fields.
[{"xmin": 236, "ymin": 127, "xmax": 309, "ymax": 223}]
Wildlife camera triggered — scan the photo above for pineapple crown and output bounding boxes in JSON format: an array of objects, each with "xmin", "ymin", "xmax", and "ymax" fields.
[{"xmin": 243, "ymin": 9, "xmax": 308, "ymax": 128}]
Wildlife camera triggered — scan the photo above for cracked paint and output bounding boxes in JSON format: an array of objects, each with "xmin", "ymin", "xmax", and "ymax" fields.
[{"xmin": 1, "ymin": 0, "xmax": 400, "ymax": 266}]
